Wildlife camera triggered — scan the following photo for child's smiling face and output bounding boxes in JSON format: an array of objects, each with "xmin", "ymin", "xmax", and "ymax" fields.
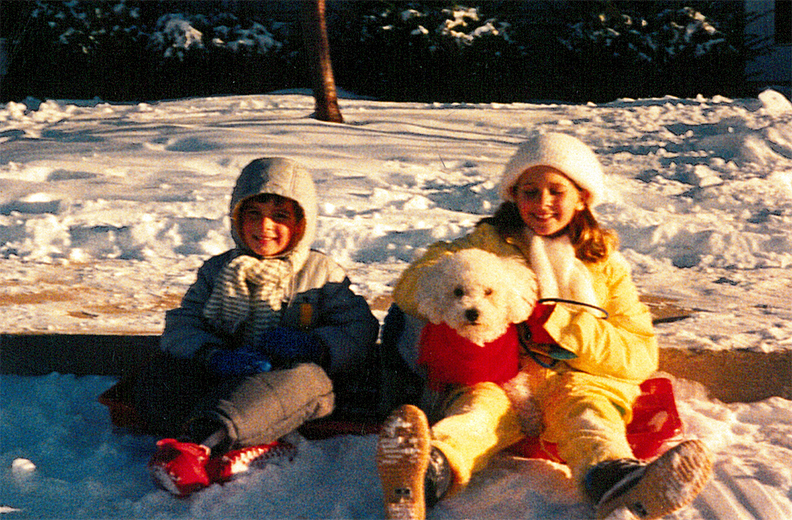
[
  {"xmin": 513, "ymin": 165, "xmax": 588, "ymax": 236},
  {"xmin": 239, "ymin": 196, "xmax": 301, "ymax": 257}
]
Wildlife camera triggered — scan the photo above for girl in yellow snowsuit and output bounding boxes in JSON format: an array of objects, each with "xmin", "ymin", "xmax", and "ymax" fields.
[{"xmin": 377, "ymin": 133, "xmax": 712, "ymax": 520}]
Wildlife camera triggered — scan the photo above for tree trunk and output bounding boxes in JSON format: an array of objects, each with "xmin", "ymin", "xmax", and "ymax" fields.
[{"xmin": 300, "ymin": 0, "xmax": 343, "ymax": 123}]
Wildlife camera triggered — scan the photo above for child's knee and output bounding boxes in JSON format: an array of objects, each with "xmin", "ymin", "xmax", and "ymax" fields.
[{"xmin": 216, "ymin": 363, "xmax": 335, "ymax": 445}]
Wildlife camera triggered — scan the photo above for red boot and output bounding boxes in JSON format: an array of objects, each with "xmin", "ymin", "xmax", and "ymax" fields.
[
  {"xmin": 148, "ymin": 439, "xmax": 212, "ymax": 497},
  {"xmin": 207, "ymin": 440, "xmax": 296, "ymax": 483}
]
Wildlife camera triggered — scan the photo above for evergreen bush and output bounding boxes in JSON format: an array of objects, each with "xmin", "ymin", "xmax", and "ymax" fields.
[{"xmin": 0, "ymin": 0, "xmax": 750, "ymax": 103}]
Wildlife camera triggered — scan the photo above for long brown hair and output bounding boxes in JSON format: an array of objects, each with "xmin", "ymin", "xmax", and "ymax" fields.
[
  {"xmin": 567, "ymin": 206, "xmax": 619, "ymax": 262},
  {"xmin": 482, "ymin": 202, "xmax": 618, "ymax": 263}
]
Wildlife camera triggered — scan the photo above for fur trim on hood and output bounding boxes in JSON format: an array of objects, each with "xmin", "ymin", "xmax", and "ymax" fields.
[{"xmin": 229, "ymin": 157, "xmax": 317, "ymax": 268}]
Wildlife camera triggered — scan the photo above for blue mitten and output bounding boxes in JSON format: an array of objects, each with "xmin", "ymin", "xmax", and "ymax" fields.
[
  {"xmin": 257, "ymin": 327, "xmax": 326, "ymax": 366},
  {"xmin": 207, "ymin": 346, "xmax": 272, "ymax": 376}
]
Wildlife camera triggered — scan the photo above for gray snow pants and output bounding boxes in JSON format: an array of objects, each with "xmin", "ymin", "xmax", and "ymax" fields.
[{"xmin": 131, "ymin": 353, "xmax": 335, "ymax": 447}]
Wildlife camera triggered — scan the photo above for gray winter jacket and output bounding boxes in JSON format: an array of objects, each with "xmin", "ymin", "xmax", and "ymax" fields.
[{"xmin": 160, "ymin": 158, "xmax": 379, "ymax": 376}]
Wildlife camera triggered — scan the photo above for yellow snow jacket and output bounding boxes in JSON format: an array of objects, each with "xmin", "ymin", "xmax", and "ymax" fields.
[{"xmin": 393, "ymin": 221, "xmax": 658, "ymax": 421}]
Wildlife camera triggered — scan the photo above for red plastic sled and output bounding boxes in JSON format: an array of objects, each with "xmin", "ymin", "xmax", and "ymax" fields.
[
  {"xmin": 507, "ymin": 377, "xmax": 683, "ymax": 462},
  {"xmin": 98, "ymin": 375, "xmax": 147, "ymax": 432}
]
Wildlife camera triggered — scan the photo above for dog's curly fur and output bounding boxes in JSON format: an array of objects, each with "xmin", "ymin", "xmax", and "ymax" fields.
[
  {"xmin": 414, "ymin": 248, "xmax": 542, "ymax": 435},
  {"xmin": 415, "ymin": 249, "xmax": 538, "ymax": 347}
]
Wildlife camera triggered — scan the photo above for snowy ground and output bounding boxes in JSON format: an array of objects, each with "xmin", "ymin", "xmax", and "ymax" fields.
[{"xmin": 1, "ymin": 91, "xmax": 791, "ymax": 518}]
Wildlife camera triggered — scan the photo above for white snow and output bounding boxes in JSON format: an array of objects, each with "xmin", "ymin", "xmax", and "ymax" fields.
[{"xmin": 1, "ymin": 91, "xmax": 791, "ymax": 518}]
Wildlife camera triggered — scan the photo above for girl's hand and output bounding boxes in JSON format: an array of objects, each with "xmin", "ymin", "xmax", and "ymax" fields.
[
  {"xmin": 525, "ymin": 303, "xmax": 555, "ymax": 344},
  {"xmin": 519, "ymin": 305, "xmax": 577, "ymax": 362}
]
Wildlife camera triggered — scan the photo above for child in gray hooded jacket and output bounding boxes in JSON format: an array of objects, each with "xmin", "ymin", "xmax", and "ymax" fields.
[{"xmin": 133, "ymin": 157, "xmax": 379, "ymax": 495}]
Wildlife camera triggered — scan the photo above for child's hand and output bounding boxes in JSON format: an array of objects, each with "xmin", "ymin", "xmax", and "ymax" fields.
[
  {"xmin": 520, "ymin": 304, "xmax": 577, "ymax": 362},
  {"xmin": 256, "ymin": 327, "xmax": 327, "ymax": 366},
  {"xmin": 525, "ymin": 303, "xmax": 556, "ymax": 344},
  {"xmin": 208, "ymin": 346, "xmax": 272, "ymax": 376}
]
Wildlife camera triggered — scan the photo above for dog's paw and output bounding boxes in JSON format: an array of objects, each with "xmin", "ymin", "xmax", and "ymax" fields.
[{"xmin": 502, "ymin": 371, "xmax": 543, "ymax": 437}]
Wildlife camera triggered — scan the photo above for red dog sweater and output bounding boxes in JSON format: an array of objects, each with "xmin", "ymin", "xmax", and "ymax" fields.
[{"xmin": 418, "ymin": 322, "xmax": 520, "ymax": 390}]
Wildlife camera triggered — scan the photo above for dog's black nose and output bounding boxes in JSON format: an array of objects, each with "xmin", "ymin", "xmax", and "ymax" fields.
[{"xmin": 465, "ymin": 308, "xmax": 479, "ymax": 323}]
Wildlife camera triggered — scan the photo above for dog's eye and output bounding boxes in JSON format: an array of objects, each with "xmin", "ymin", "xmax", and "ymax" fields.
[
  {"xmin": 453, "ymin": 286, "xmax": 464, "ymax": 298},
  {"xmin": 484, "ymin": 288, "xmax": 493, "ymax": 296}
]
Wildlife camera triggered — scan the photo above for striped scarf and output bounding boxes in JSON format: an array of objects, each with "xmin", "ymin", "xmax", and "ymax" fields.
[{"xmin": 203, "ymin": 255, "xmax": 292, "ymax": 343}]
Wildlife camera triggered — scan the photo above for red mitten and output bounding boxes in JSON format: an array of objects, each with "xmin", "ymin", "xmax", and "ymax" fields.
[
  {"xmin": 521, "ymin": 304, "xmax": 577, "ymax": 362},
  {"xmin": 525, "ymin": 303, "xmax": 555, "ymax": 345}
]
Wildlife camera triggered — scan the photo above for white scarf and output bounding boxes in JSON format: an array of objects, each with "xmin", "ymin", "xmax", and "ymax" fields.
[
  {"xmin": 203, "ymin": 255, "xmax": 292, "ymax": 343},
  {"xmin": 524, "ymin": 230, "xmax": 600, "ymax": 311}
]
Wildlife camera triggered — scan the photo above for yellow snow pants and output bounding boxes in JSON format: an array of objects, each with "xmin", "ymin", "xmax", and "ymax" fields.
[{"xmin": 430, "ymin": 366, "xmax": 638, "ymax": 495}]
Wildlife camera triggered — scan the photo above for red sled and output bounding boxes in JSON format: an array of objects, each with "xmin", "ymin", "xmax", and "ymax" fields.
[
  {"xmin": 299, "ymin": 377, "xmax": 683, "ymax": 464},
  {"xmin": 507, "ymin": 377, "xmax": 683, "ymax": 462},
  {"xmin": 99, "ymin": 375, "xmax": 147, "ymax": 432}
]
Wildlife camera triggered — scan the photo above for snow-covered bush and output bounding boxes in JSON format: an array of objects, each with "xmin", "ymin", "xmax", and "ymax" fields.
[
  {"xmin": 30, "ymin": 0, "xmax": 146, "ymax": 56},
  {"xmin": 349, "ymin": 3, "xmax": 513, "ymax": 53},
  {"xmin": 331, "ymin": 2, "xmax": 521, "ymax": 101},
  {"xmin": 2, "ymin": 1, "xmax": 300, "ymax": 101},
  {"xmin": 148, "ymin": 12, "xmax": 284, "ymax": 60},
  {"xmin": 5, "ymin": 1, "xmax": 152, "ymax": 101},
  {"xmin": 0, "ymin": 0, "xmax": 750, "ymax": 103},
  {"xmin": 215, "ymin": 22, "xmax": 284, "ymax": 55},
  {"xmin": 149, "ymin": 13, "xmax": 206, "ymax": 60},
  {"xmin": 559, "ymin": 5, "xmax": 742, "ymax": 100},
  {"xmin": 562, "ymin": 7, "xmax": 735, "ymax": 66}
]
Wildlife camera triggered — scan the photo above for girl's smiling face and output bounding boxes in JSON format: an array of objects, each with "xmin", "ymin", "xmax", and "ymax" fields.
[
  {"xmin": 239, "ymin": 197, "xmax": 302, "ymax": 257},
  {"xmin": 513, "ymin": 165, "xmax": 588, "ymax": 236}
]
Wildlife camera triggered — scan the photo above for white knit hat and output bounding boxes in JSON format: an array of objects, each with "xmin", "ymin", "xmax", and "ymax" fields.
[{"xmin": 499, "ymin": 133, "xmax": 606, "ymax": 207}]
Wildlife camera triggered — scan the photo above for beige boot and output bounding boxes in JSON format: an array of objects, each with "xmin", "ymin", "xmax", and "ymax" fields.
[
  {"xmin": 377, "ymin": 404, "xmax": 432, "ymax": 520},
  {"xmin": 595, "ymin": 439, "xmax": 714, "ymax": 519}
]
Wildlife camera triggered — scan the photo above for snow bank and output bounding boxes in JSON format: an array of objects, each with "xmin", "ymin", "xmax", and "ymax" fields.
[{"xmin": 1, "ymin": 90, "xmax": 791, "ymax": 518}]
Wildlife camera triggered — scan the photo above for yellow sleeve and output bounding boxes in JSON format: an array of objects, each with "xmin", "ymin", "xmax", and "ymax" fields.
[{"xmin": 543, "ymin": 252, "xmax": 658, "ymax": 383}]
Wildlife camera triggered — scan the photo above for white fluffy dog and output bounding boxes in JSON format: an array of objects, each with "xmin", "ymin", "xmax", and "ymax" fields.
[
  {"xmin": 415, "ymin": 248, "xmax": 538, "ymax": 346},
  {"xmin": 413, "ymin": 248, "xmax": 543, "ymax": 436}
]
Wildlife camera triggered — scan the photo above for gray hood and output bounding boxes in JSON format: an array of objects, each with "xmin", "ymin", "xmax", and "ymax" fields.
[{"xmin": 230, "ymin": 157, "xmax": 317, "ymax": 266}]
